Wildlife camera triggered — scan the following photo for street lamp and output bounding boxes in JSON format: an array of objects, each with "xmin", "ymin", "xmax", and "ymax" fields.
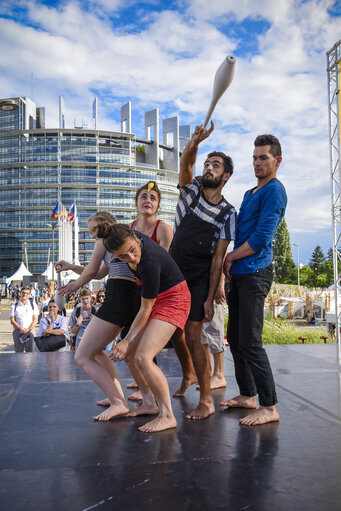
[
  {"xmin": 46, "ymin": 222, "xmax": 58, "ymax": 282},
  {"xmin": 293, "ymin": 242, "xmax": 300, "ymax": 286}
]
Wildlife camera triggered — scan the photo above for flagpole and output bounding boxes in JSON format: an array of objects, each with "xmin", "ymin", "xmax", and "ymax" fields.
[{"xmin": 74, "ymin": 203, "xmax": 79, "ymax": 265}]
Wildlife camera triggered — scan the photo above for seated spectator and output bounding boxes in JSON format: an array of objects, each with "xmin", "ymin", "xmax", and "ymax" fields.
[
  {"xmin": 37, "ymin": 299, "xmax": 69, "ymax": 350},
  {"xmin": 68, "ymin": 288, "xmax": 96, "ymax": 349}
]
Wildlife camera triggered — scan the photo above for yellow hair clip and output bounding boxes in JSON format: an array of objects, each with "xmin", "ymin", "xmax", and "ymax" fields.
[{"xmin": 148, "ymin": 182, "xmax": 155, "ymax": 192}]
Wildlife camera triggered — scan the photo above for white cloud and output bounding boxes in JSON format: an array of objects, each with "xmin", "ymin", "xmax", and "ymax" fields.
[{"xmin": 0, "ymin": 0, "xmax": 339, "ymax": 260}]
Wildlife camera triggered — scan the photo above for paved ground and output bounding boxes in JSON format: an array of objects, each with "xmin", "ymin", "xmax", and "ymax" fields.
[{"xmin": 0, "ymin": 299, "xmax": 15, "ymax": 352}]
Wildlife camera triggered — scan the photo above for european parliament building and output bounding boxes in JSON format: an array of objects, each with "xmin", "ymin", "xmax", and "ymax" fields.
[{"xmin": 0, "ymin": 96, "xmax": 190, "ymax": 277}]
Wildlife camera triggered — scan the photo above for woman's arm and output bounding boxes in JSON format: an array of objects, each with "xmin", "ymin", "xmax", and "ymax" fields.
[
  {"xmin": 157, "ymin": 221, "xmax": 173, "ymax": 251},
  {"xmin": 58, "ymin": 240, "xmax": 107, "ymax": 296},
  {"xmin": 94, "ymin": 262, "xmax": 109, "ymax": 280},
  {"xmin": 111, "ymin": 297, "xmax": 156, "ymax": 361},
  {"xmin": 55, "ymin": 260, "xmax": 85, "ymax": 275},
  {"xmin": 37, "ymin": 317, "xmax": 48, "ymax": 337},
  {"xmin": 47, "ymin": 316, "xmax": 68, "ymax": 336}
]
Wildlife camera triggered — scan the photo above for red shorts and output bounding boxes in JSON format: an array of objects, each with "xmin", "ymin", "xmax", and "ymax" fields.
[{"xmin": 149, "ymin": 281, "xmax": 191, "ymax": 330}]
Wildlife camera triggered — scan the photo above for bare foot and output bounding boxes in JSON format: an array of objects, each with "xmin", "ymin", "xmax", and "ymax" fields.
[
  {"xmin": 138, "ymin": 414, "xmax": 177, "ymax": 433},
  {"xmin": 196, "ymin": 375, "xmax": 227, "ymax": 391},
  {"xmin": 186, "ymin": 402, "xmax": 215, "ymax": 420},
  {"xmin": 128, "ymin": 390, "xmax": 143, "ymax": 401},
  {"xmin": 210, "ymin": 375, "xmax": 227, "ymax": 389},
  {"xmin": 127, "ymin": 382, "xmax": 139, "ymax": 389},
  {"xmin": 220, "ymin": 395, "xmax": 257, "ymax": 409},
  {"xmin": 129, "ymin": 403, "xmax": 159, "ymax": 417},
  {"xmin": 97, "ymin": 398, "xmax": 110, "ymax": 406},
  {"xmin": 239, "ymin": 406, "xmax": 280, "ymax": 426},
  {"xmin": 93, "ymin": 403, "xmax": 129, "ymax": 421},
  {"xmin": 173, "ymin": 375, "xmax": 197, "ymax": 397}
]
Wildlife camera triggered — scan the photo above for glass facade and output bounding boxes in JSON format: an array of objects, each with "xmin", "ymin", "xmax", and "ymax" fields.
[{"xmin": 0, "ymin": 97, "xmax": 179, "ymax": 277}]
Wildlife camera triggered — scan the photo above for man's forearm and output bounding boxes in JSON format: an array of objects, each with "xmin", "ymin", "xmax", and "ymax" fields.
[
  {"xmin": 179, "ymin": 140, "xmax": 197, "ymax": 186},
  {"xmin": 224, "ymin": 241, "xmax": 256, "ymax": 277},
  {"xmin": 179, "ymin": 123, "xmax": 214, "ymax": 187},
  {"xmin": 227, "ymin": 241, "xmax": 256, "ymax": 264},
  {"xmin": 206, "ymin": 256, "xmax": 223, "ymax": 303},
  {"xmin": 27, "ymin": 317, "xmax": 38, "ymax": 332},
  {"xmin": 11, "ymin": 319, "xmax": 22, "ymax": 331}
]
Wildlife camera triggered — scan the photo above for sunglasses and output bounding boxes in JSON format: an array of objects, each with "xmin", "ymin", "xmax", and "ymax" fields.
[{"xmin": 98, "ymin": 295, "xmax": 105, "ymax": 299}]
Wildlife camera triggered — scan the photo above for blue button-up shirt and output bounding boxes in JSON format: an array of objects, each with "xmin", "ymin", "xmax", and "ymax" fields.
[{"xmin": 231, "ymin": 178, "xmax": 287, "ymax": 274}]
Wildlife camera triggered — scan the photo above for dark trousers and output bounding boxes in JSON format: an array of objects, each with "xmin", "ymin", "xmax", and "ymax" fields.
[
  {"xmin": 227, "ymin": 265, "xmax": 277, "ymax": 407},
  {"xmin": 13, "ymin": 330, "xmax": 34, "ymax": 352}
]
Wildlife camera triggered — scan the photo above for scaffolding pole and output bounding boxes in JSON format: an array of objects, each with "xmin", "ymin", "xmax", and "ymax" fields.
[{"xmin": 327, "ymin": 39, "xmax": 341, "ymax": 344}]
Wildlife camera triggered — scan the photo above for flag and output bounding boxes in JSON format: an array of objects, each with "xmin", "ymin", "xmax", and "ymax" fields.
[
  {"xmin": 51, "ymin": 201, "xmax": 60, "ymax": 219},
  {"xmin": 61, "ymin": 205, "xmax": 68, "ymax": 223},
  {"xmin": 68, "ymin": 202, "xmax": 76, "ymax": 222}
]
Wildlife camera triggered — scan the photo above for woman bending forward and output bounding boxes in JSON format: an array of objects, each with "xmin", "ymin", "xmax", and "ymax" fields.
[{"xmin": 98, "ymin": 223, "xmax": 191, "ymax": 433}]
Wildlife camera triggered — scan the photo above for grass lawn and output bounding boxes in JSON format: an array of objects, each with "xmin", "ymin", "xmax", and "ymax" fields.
[{"xmin": 224, "ymin": 316, "xmax": 334, "ymax": 345}]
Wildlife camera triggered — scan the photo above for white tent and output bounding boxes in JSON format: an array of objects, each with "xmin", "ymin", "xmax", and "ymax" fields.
[
  {"xmin": 7, "ymin": 262, "xmax": 33, "ymax": 284},
  {"xmin": 41, "ymin": 262, "xmax": 54, "ymax": 281},
  {"xmin": 62, "ymin": 270, "xmax": 81, "ymax": 283}
]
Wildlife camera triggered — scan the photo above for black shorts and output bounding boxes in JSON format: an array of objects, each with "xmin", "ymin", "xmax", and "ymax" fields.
[
  {"xmin": 185, "ymin": 276, "xmax": 209, "ymax": 322},
  {"xmin": 96, "ymin": 279, "xmax": 141, "ymax": 328}
]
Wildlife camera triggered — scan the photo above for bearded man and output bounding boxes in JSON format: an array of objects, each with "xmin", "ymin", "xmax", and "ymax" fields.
[{"xmin": 170, "ymin": 122, "xmax": 237, "ymax": 420}]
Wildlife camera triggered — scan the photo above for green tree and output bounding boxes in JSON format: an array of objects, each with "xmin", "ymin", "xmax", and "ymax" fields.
[
  {"xmin": 299, "ymin": 265, "xmax": 316, "ymax": 287},
  {"xmin": 321, "ymin": 254, "xmax": 334, "ymax": 287},
  {"xmin": 272, "ymin": 218, "xmax": 296, "ymax": 283},
  {"xmin": 323, "ymin": 247, "xmax": 341, "ymax": 287},
  {"xmin": 309, "ymin": 245, "xmax": 325, "ymax": 273},
  {"xmin": 327, "ymin": 247, "xmax": 333, "ymax": 261}
]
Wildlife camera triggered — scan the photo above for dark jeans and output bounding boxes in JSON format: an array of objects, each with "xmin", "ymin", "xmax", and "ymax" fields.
[{"xmin": 227, "ymin": 265, "xmax": 277, "ymax": 407}]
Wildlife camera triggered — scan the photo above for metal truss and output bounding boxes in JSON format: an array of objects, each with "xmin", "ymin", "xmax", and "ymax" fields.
[{"xmin": 327, "ymin": 40, "xmax": 341, "ymax": 344}]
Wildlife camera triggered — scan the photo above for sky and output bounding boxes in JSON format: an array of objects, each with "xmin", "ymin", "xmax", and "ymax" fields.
[{"xmin": 0, "ymin": 0, "xmax": 340, "ymax": 264}]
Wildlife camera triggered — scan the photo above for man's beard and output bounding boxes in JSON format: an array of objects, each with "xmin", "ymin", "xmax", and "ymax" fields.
[{"xmin": 202, "ymin": 173, "xmax": 223, "ymax": 189}]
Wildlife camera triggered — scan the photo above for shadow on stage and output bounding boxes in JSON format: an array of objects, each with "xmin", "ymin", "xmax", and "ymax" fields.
[{"xmin": 0, "ymin": 344, "xmax": 341, "ymax": 511}]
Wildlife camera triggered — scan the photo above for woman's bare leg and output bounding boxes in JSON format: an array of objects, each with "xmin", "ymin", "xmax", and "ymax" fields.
[
  {"xmin": 74, "ymin": 316, "xmax": 129, "ymax": 421},
  {"xmin": 133, "ymin": 319, "xmax": 177, "ymax": 432},
  {"xmin": 124, "ymin": 329, "xmax": 159, "ymax": 416}
]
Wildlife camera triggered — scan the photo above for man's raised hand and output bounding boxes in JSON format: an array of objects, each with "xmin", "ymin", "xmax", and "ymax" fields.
[{"xmin": 191, "ymin": 121, "xmax": 214, "ymax": 147}]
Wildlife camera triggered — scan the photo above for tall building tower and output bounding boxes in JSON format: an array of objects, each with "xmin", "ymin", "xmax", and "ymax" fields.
[{"xmin": 0, "ymin": 96, "xmax": 187, "ymax": 277}]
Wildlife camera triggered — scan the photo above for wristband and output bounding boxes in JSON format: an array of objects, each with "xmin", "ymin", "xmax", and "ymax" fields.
[{"xmin": 21, "ymin": 328, "xmax": 24, "ymax": 333}]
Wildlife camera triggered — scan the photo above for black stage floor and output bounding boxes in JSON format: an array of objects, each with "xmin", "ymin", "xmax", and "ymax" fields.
[{"xmin": 1, "ymin": 345, "xmax": 341, "ymax": 511}]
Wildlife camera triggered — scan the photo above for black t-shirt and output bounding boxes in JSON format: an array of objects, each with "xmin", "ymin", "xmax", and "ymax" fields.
[{"xmin": 132, "ymin": 232, "xmax": 184, "ymax": 299}]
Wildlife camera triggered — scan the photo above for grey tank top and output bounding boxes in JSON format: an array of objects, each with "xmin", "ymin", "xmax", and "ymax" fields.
[{"xmin": 102, "ymin": 250, "xmax": 138, "ymax": 280}]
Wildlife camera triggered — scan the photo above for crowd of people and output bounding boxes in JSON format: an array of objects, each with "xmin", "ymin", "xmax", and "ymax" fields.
[
  {"xmin": 9, "ymin": 284, "xmax": 106, "ymax": 352},
  {"xmin": 9, "ymin": 122, "xmax": 287, "ymax": 432}
]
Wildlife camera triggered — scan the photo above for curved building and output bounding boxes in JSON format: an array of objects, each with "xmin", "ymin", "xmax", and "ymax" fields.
[{"xmin": 0, "ymin": 96, "xmax": 190, "ymax": 277}]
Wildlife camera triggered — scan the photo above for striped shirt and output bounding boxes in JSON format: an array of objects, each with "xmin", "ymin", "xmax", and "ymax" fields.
[
  {"xmin": 102, "ymin": 250, "xmax": 138, "ymax": 280},
  {"xmin": 174, "ymin": 177, "xmax": 237, "ymax": 253}
]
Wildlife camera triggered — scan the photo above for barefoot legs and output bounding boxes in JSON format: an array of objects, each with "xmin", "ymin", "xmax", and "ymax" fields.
[{"xmin": 75, "ymin": 317, "xmax": 129, "ymax": 421}]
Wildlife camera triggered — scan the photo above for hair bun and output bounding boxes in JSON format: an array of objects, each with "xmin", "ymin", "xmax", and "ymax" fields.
[{"xmin": 97, "ymin": 221, "xmax": 112, "ymax": 239}]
